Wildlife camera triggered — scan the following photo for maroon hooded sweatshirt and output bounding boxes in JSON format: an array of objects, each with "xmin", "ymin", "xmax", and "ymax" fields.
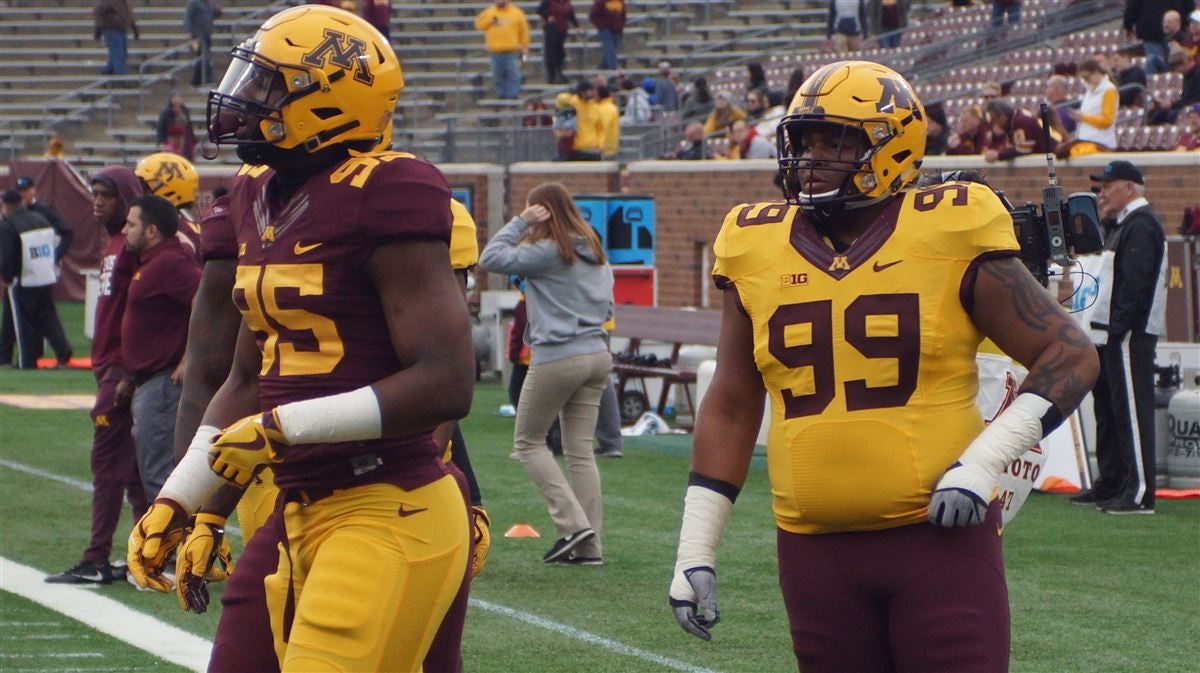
[{"xmin": 90, "ymin": 166, "xmax": 145, "ymax": 371}]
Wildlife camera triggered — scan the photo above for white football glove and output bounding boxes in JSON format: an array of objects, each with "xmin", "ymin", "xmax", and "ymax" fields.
[
  {"xmin": 669, "ymin": 484, "xmax": 733, "ymax": 641},
  {"xmin": 928, "ymin": 461, "xmax": 991, "ymax": 527}
]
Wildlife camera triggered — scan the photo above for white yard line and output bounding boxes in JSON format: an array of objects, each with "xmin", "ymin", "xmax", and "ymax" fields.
[
  {"xmin": 0, "ymin": 557, "xmax": 209, "ymax": 673},
  {"xmin": 1, "ymin": 458, "xmax": 722, "ymax": 673}
]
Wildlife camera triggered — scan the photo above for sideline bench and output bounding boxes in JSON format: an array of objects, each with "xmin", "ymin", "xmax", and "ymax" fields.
[{"xmin": 610, "ymin": 304, "xmax": 721, "ymax": 426}]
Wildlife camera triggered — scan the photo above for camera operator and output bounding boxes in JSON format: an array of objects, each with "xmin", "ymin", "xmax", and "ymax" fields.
[{"xmin": 1070, "ymin": 160, "xmax": 1167, "ymax": 515}]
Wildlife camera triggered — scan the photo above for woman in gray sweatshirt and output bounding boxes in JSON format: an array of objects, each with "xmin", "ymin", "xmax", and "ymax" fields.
[{"xmin": 479, "ymin": 181, "xmax": 614, "ymax": 565}]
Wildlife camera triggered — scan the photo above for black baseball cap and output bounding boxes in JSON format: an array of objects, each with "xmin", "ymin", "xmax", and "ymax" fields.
[
  {"xmin": 15, "ymin": 176, "xmax": 34, "ymax": 189},
  {"xmin": 1089, "ymin": 160, "xmax": 1143, "ymax": 185},
  {"xmin": 2, "ymin": 190, "xmax": 21, "ymax": 205}
]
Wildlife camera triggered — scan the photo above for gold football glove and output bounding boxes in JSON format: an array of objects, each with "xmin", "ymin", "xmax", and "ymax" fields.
[
  {"xmin": 471, "ymin": 505, "xmax": 491, "ymax": 578},
  {"xmin": 208, "ymin": 411, "xmax": 287, "ymax": 488},
  {"xmin": 127, "ymin": 499, "xmax": 189, "ymax": 592},
  {"xmin": 176, "ymin": 513, "xmax": 234, "ymax": 613}
]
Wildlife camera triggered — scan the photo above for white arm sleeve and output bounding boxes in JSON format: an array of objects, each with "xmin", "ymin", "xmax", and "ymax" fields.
[
  {"xmin": 157, "ymin": 426, "xmax": 226, "ymax": 513},
  {"xmin": 273, "ymin": 385, "xmax": 383, "ymax": 445}
]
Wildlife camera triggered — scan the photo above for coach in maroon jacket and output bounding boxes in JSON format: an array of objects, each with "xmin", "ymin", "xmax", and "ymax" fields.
[
  {"xmin": 46, "ymin": 167, "xmax": 149, "ymax": 585},
  {"xmin": 121, "ymin": 195, "xmax": 200, "ymax": 501}
]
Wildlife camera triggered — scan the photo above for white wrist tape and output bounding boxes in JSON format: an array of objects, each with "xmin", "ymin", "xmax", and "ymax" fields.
[
  {"xmin": 954, "ymin": 392, "xmax": 1054, "ymax": 495},
  {"xmin": 158, "ymin": 425, "xmax": 227, "ymax": 514},
  {"xmin": 673, "ymin": 485, "xmax": 734, "ymax": 574},
  {"xmin": 273, "ymin": 386, "xmax": 382, "ymax": 445}
]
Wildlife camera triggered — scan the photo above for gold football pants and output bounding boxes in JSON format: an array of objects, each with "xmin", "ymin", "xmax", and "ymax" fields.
[
  {"xmin": 265, "ymin": 475, "xmax": 469, "ymax": 672},
  {"xmin": 235, "ymin": 466, "xmax": 278, "ymax": 545}
]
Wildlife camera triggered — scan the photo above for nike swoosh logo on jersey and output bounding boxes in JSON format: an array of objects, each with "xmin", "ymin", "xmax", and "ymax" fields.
[
  {"xmin": 873, "ymin": 259, "xmax": 902, "ymax": 272},
  {"xmin": 293, "ymin": 241, "xmax": 323, "ymax": 255},
  {"xmin": 398, "ymin": 504, "xmax": 429, "ymax": 518}
]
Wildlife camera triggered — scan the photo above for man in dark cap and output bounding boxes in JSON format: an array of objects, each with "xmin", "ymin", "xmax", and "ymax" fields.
[{"xmin": 1070, "ymin": 160, "xmax": 1166, "ymax": 515}]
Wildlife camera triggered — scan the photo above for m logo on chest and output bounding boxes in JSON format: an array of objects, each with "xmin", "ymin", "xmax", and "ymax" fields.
[{"xmin": 301, "ymin": 29, "xmax": 374, "ymax": 85}]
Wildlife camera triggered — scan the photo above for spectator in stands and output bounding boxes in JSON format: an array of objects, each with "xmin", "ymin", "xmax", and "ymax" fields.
[
  {"xmin": 654, "ymin": 61, "xmax": 679, "ymax": 113},
  {"xmin": 93, "ymin": 0, "xmax": 139, "ymax": 76},
  {"xmin": 1184, "ymin": 10, "xmax": 1200, "ymax": 62},
  {"xmin": 620, "ymin": 78, "xmax": 652, "ymax": 125},
  {"xmin": 570, "ymin": 81, "xmax": 604, "ymax": 160},
  {"xmin": 1063, "ymin": 58, "xmax": 1119, "ymax": 156},
  {"xmin": 984, "ymin": 98, "xmax": 1056, "ymax": 161},
  {"xmin": 1150, "ymin": 46, "xmax": 1200, "ymax": 122},
  {"xmin": 597, "ymin": 85, "xmax": 621, "ymax": 157},
  {"xmin": 746, "ymin": 62, "xmax": 769, "ymax": 97},
  {"xmin": 522, "ymin": 98, "xmax": 553, "ymax": 127},
  {"xmin": 663, "ymin": 121, "xmax": 710, "ymax": 160},
  {"xmin": 1175, "ymin": 103, "xmax": 1200, "ymax": 148},
  {"xmin": 945, "ymin": 104, "xmax": 990, "ymax": 155},
  {"xmin": 925, "ymin": 103, "xmax": 950, "ymax": 155},
  {"xmin": 980, "ymin": 79, "xmax": 1003, "ymax": 102},
  {"xmin": 1114, "ymin": 47, "xmax": 1149, "ymax": 106},
  {"xmin": 590, "ymin": 0, "xmax": 626, "ymax": 71},
  {"xmin": 681, "ymin": 77, "xmax": 714, "ymax": 121},
  {"xmin": 44, "ymin": 135, "xmax": 66, "ymax": 159},
  {"xmin": 784, "ymin": 67, "xmax": 807, "ymax": 107},
  {"xmin": 869, "ymin": 0, "xmax": 909, "ymax": 48},
  {"xmin": 155, "ymin": 93, "xmax": 197, "ymax": 161},
  {"xmin": 1044, "ymin": 75, "xmax": 1078, "ymax": 139},
  {"xmin": 1164, "ymin": 9, "xmax": 1188, "ymax": 47},
  {"xmin": 538, "ymin": 0, "xmax": 578, "ymax": 84},
  {"xmin": 746, "ymin": 88, "xmax": 786, "ymax": 137},
  {"xmin": 827, "ymin": 0, "xmax": 868, "ymax": 52},
  {"xmin": 724, "ymin": 120, "xmax": 774, "ymax": 159},
  {"xmin": 702, "ymin": 91, "xmax": 746, "ymax": 136},
  {"xmin": 553, "ymin": 92, "xmax": 578, "ymax": 160},
  {"xmin": 991, "ymin": 0, "xmax": 1021, "ymax": 28},
  {"xmin": 1125, "ymin": 0, "xmax": 1194, "ymax": 74},
  {"xmin": 120, "ymin": 195, "xmax": 200, "ymax": 501},
  {"xmin": 478, "ymin": 181, "xmax": 614, "ymax": 566},
  {"xmin": 476, "ymin": 0, "xmax": 530, "ymax": 100},
  {"xmin": 184, "ymin": 0, "xmax": 219, "ymax": 88},
  {"xmin": 362, "ymin": 0, "xmax": 392, "ymax": 40}
]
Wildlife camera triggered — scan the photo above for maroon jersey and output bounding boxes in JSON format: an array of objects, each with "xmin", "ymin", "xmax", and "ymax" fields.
[
  {"xmin": 121, "ymin": 237, "xmax": 201, "ymax": 378},
  {"xmin": 199, "ymin": 193, "xmax": 236, "ymax": 262},
  {"xmin": 177, "ymin": 211, "xmax": 203, "ymax": 263},
  {"xmin": 227, "ymin": 151, "xmax": 453, "ymax": 491},
  {"xmin": 92, "ymin": 237, "xmax": 136, "ymax": 369}
]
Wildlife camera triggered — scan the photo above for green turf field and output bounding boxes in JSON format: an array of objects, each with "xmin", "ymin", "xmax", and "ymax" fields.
[{"xmin": 1, "ymin": 303, "xmax": 1198, "ymax": 672}]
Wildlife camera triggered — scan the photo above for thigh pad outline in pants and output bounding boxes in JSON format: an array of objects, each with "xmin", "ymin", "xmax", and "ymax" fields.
[{"xmin": 266, "ymin": 477, "xmax": 470, "ymax": 672}]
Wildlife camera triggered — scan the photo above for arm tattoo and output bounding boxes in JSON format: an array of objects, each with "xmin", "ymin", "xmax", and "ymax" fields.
[{"xmin": 981, "ymin": 258, "xmax": 1093, "ymax": 410}]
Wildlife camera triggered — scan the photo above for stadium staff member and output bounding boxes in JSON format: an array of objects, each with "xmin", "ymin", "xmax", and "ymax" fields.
[
  {"xmin": 0, "ymin": 191, "xmax": 73, "ymax": 369},
  {"xmin": 1071, "ymin": 160, "xmax": 1167, "ymax": 515},
  {"xmin": 127, "ymin": 6, "xmax": 476, "ymax": 670},
  {"xmin": 667, "ymin": 61, "xmax": 1098, "ymax": 672},
  {"xmin": 120, "ymin": 195, "xmax": 201, "ymax": 501}
]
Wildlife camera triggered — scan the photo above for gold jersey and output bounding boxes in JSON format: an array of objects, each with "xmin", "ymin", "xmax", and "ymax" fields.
[
  {"xmin": 713, "ymin": 182, "xmax": 1019, "ymax": 534},
  {"xmin": 449, "ymin": 197, "xmax": 479, "ymax": 271}
]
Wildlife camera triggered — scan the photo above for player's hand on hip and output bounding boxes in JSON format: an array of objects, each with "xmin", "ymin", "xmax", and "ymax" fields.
[
  {"xmin": 669, "ymin": 566, "xmax": 720, "ymax": 640},
  {"xmin": 470, "ymin": 505, "xmax": 491, "ymax": 578},
  {"xmin": 127, "ymin": 499, "xmax": 189, "ymax": 592},
  {"xmin": 175, "ymin": 513, "xmax": 233, "ymax": 613},
  {"xmin": 928, "ymin": 460, "xmax": 992, "ymax": 528},
  {"xmin": 208, "ymin": 411, "xmax": 286, "ymax": 487}
]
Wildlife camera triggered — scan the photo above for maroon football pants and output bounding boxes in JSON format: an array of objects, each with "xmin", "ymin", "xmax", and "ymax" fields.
[
  {"xmin": 82, "ymin": 366, "xmax": 148, "ymax": 564},
  {"xmin": 208, "ymin": 467, "xmax": 474, "ymax": 673},
  {"xmin": 777, "ymin": 503, "xmax": 1010, "ymax": 673}
]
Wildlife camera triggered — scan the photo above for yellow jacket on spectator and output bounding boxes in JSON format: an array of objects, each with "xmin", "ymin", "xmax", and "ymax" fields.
[
  {"xmin": 598, "ymin": 95, "xmax": 620, "ymax": 156},
  {"xmin": 571, "ymin": 95, "xmax": 604, "ymax": 153},
  {"xmin": 475, "ymin": 3, "xmax": 529, "ymax": 53}
]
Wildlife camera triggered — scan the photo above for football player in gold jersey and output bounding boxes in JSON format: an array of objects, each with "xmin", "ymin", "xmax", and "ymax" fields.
[{"xmin": 669, "ymin": 61, "xmax": 1099, "ymax": 672}]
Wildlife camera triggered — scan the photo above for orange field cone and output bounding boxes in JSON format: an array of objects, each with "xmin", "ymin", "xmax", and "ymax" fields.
[{"xmin": 504, "ymin": 523, "xmax": 541, "ymax": 538}]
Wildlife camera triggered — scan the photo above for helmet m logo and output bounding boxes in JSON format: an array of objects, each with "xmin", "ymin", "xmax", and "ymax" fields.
[
  {"xmin": 875, "ymin": 77, "xmax": 919, "ymax": 118},
  {"xmin": 155, "ymin": 161, "xmax": 184, "ymax": 184},
  {"xmin": 301, "ymin": 29, "xmax": 374, "ymax": 85}
]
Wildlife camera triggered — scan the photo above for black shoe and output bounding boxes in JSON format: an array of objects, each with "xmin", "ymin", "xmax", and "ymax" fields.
[
  {"xmin": 595, "ymin": 445, "xmax": 624, "ymax": 458},
  {"xmin": 1069, "ymin": 490, "xmax": 1108, "ymax": 506},
  {"xmin": 45, "ymin": 560, "xmax": 115, "ymax": 584},
  {"xmin": 555, "ymin": 552, "xmax": 603, "ymax": 566},
  {"xmin": 1099, "ymin": 499, "xmax": 1155, "ymax": 515},
  {"xmin": 542, "ymin": 528, "xmax": 595, "ymax": 563}
]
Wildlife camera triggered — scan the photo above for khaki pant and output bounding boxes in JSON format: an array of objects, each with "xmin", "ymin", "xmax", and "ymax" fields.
[{"xmin": 513, "ymin": 350, "xmax": 612, "ymax": 557}]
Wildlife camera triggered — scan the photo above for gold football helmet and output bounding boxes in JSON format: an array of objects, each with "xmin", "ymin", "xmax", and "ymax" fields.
[
  {"xmin": 777, "ymin": 60, "xmax": 926, "ymax": 211},
  {"xmin": 207, "ymin": 5, "xmax": 402, "ymax": 155},
  {"xmin": 135, "ymin": 152, "xmax": 199, "ymax": 207}
]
